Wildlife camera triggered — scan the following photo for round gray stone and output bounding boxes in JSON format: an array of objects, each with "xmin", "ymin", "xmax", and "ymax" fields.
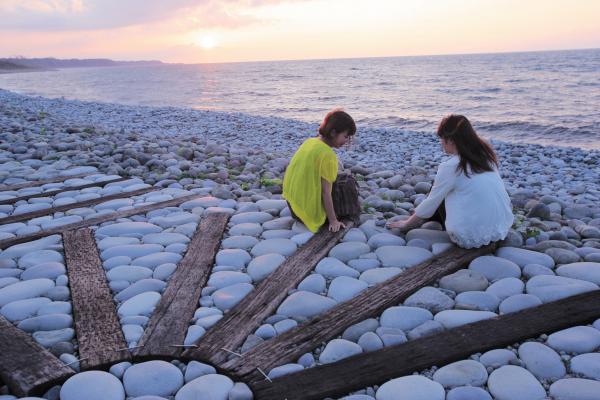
[
  {"xmin": 432, "ymin": 360, "xmax": 488, "ymax": 388},
  {"xmin": 247, "ymin": 253, "xmax": 285, "ymax": 282},
  {"xmin": 319, "ymin": 339, "xmax": 362, "ymax": 364},
  {"xmin": 376, "ymin": 376, "xmax": 445, "ymax": 400},
  {"xmin": 277, "ymin": 291, "xmax": 337, "ymax": 319},
  {"xmin": 455, "ymin": 291, "xmax": 500, "ymax": 311},
  {"xmin": 549, "ymin": 378, "xmax": 600, "ymax": 400},
  {"xmin": 329, "ymin": 242, "xmax": 371, "ymax": 262},
  {"xmin": 174, "ymin": 374, "xmax": 233, "ymax": 400},
  {"xmin": 547, "ymin": 326, "xmax": 600, "ymax": 353},
  {"xmin": 375, "ymin": 246, "xmax": 433, "ymax": 269},
  {"xmin": 556, "ymin": 262, "xmax": 600, "ymax": 285},
  {"xmin": 487, "ymin": 365, "xmax": 546, "ymax": 400},
  {"xmin": 60, "ymin": 371, "xmax": 125, "ymax": 400},
  {"xmin": 518, "ymin": 341, "xmax": 566, "ymax": 379},
  {"xmin": 499, "ymin": 294, "xmax": 543, "ymax": 314},
  {"xmin": 447, "ymin": 386, "xmax": 492, "ymax": 400},
  {"xmin": 380, "ymin": 306, "xmax": 433, "ymax": 331},
  {"xmin": 251, "ymin": 238, "xmax": 297, "ymax": 257},
  {"xmin": 570, "ymin": 353, "xmax": 600, "ymax": 379},
  {"xmin": 123, "ymin": 360, "xmax": 184, "ymax": 397},
  {"xmin": 468, "ymin": 256, "xmax": 521, "ymax": 282},
  {"xmin": 439, "ymin": 269, "xmax": 489, "ymax": 293}
]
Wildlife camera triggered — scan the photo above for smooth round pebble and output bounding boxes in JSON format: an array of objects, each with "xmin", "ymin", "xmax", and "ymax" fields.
[{"xmin": 60, "ymin": 371, "xmax": 125, "ymax": 400}]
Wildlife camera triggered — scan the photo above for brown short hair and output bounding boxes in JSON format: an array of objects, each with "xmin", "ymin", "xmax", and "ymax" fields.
[{"xmin": 318, "ymin": 109, "xmax": 356, "ymax": 140}]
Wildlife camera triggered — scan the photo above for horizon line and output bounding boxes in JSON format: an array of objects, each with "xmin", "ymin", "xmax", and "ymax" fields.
[{"xmin": 4, "ymin": 46, "xmax": 599, "ymax": 66}]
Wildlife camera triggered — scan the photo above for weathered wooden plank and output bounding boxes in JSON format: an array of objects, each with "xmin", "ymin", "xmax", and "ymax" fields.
[
  {"xmin": 0, "ymin": 186, "xmax": 156, "ymax": 225},
  {"xmin": 0, "ymin": 176, "xmax": 127, "ymax": 205},
  {"xmin": 0, "ymin": 315, "xmax": 74, "ymax": 397},
  {"xmin": 225, "ymin": 244, "xmax": 496, "ymax": 381},
  {"xmin": 182, "ymin": 222, "xmax": 354, "ymax": 365},
  {"xmin": 62, "ymin": 228, "xmax": 131, "ymax": 370},
  {"xmin": 134, "ymin": 212, "xmax": 230, "ymax": 360},
  {"xmin": 0, "ymin": 172, "xmax": 89, "ymax": 192},
  {"xmin": 253, "ymin": 290, "xmax": 600, "ymax": 400},
  {"xmin": 0, "ymin": 193, "xmax": 202, "ymax": 250}
]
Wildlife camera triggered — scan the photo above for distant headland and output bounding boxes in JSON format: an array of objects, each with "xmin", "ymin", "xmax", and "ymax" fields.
[{"xmin": 0, "ymin": 57, "xmax": 164, "ymax": 72}]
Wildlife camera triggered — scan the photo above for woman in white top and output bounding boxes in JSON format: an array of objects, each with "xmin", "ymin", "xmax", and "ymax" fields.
[{"xmin": 387, "ymin": 115, "xmax": 513, "ymax": 248}]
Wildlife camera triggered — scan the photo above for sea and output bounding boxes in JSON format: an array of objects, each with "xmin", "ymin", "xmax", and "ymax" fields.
[{"xmin": 1, "ymin": 48, "xmax": 599, "ymax": 149}]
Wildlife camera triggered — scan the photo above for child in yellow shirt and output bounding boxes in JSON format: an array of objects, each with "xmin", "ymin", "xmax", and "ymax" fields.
[{"xmin": 283, "ymin": 109, "xmax": 356, "ymax": 233}]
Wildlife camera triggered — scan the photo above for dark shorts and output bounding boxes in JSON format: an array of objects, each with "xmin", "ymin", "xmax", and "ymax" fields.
[{"xmin": 286, "ymin": 201, "xmax": 300, "ymax": 221}]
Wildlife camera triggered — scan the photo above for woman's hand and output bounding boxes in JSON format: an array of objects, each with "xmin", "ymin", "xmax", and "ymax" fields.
[
  {"xmin": 385, "ymin": 220, "xmax": 410, "ymax": 231},
  {"xmin": 386, "ymin": 214, "xmax": 424, "ymax": 233},
  {"xmin": 329, "ymin": 219, "xmax": 346, "ymax": 232}
]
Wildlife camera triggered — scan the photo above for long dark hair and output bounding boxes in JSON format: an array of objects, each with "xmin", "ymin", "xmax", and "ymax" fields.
[{"xmin": 437, "ymin": 115, "xmax": 498, "ymax": 177}]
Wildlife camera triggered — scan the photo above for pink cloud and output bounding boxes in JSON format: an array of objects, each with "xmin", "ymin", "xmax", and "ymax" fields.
[{"xmin": 0, "ymin": 0, "xmax": 302, "ymax": 31}]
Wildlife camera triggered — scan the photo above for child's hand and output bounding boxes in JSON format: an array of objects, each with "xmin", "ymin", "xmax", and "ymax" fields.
[{"xmin": 329, "ymin": 220, "xmax": 346, "ymax": 232}]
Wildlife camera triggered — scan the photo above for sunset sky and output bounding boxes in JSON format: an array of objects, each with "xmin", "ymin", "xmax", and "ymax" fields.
[{"xmin": 1, "ymin": 0, "xmax": 600, "ymax": 64}]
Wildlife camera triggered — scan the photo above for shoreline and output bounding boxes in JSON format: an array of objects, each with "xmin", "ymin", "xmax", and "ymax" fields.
[
  {"xmin": 1, "ymin": 87, "xmax": 599, "ymax": 154},
  {"xmin": 0, "ymin": 85, "xmax": 599, "ymax": 153}
]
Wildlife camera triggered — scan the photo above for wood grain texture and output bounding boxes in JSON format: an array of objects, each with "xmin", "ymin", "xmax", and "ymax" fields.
[
  {"xmin": 182, "ymin": 222, "xmax": 354, "ymax": 366},
  {"xmin": 134, "ymin": 212, "xmax": 230, "ymax": 360},
  {"xmin": 0, "ymin": 315, "xmax": 74, "ymax": 397},
  {"xmin": 226, "ymin": 244, "xmax": 496, "ymax": 381},
  {"xmin": 0, "ymin": 176, "xmax": 127, "ymax": 205},
  {"xmin": 63, "ymin": 228, "xmax": 131, "ymax": 370},
  {"xmin": 252, "ymin": 290, "xmax": 600, "ymax": 400},
  {"xmin": 0, "ymin": 186, "xmax": 156, "ymax": 225},
  {"xmin": 0, "ymin": 172, "xmax": 89, "ymax": 192},
  {"xmin": 0, "ymin": 193, "xmax": 203, "ymax": 249}
]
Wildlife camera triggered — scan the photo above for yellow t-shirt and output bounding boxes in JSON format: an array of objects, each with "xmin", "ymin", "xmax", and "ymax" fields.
[{"xmin": 283, "ymin": 137, "xmax": 338, "ymax": 233}]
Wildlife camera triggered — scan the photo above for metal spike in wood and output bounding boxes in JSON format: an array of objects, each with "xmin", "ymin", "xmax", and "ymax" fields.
[
  {"xmin": 182, "ymin": 222, "xmax": 353, "ymax": 366},
  {"xmin": 0, "ymin": 186, "xmax": 157, "ymax": 225},
  {"xmin": 62, "ymin": 229, "xmax": 131, "ymax": 370},
  {"xmin": 134, "ymin": 212, "xmax": 231, "ymax": 360},
  {"xmin": 0, "ymin": 172, "xmax": 90, "ymax": 192},
  {"xmin": 252, "ymin": 290, "xmax": 600, "ymax": 400},
  {"xmin": 0, "ymin": 315, "xmax": 74, "ymax": 397},
  {"xmin": 225, "ymin": 243, "xmax": 496, "ymax": 381},
  {"xmin": 0, "ymin": 176, "xmax": 128, "ymax": 205},
  {"xmin": 0, "ymin": 193, "xmax": 203, "ymax": 250}
]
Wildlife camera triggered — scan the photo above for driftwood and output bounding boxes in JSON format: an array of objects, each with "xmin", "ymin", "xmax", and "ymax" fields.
[
  {"xmin": 0, "ymin": 193, "xmax": 203, "ymax": 250},
  {"xmin": 226, "ymin": 244, "xmax": 496, "ymax": 380},
  {"xmin": 0, "ymin": 315, "xmax": 74, "ymax": 397},
  {"xmin": 183, "ymin": 222, "xmax": 354, "ymax": 365},
  {"xmin": 135, "ymin": 213, "xmax": 230, "ymax": 359},
  {"xmin": 252, "ymin": 290, "xmax": 600, "ymax": 400},
  {"xmin": 0, "ymin": 176, "xmax": 127, "ymax": 205},
  {"xmin": 0, "ymin": 186, "xmax": 156, "ymax": 225},
  {"xmin": 0, "ymin": 172, "xmax": 89, "ymax": 192},
  {"xmin": 62, "ymin": 229, "xmax": 131, "ymax": 369}
]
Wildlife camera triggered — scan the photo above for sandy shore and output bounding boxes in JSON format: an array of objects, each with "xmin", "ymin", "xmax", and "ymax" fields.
[{"xmin": 1, "ymin": 88, "xmax": 600, "ymax": 399}]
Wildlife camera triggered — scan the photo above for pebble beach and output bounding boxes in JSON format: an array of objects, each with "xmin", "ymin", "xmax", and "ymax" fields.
[{"xmin": 1, "ymin": 87, "xmax": 600, "ymax": 400}]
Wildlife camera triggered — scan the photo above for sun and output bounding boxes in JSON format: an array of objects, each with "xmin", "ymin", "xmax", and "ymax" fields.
[{"xmin": 197, "ymin": 35, "xmax": 218, "ymax": 50}]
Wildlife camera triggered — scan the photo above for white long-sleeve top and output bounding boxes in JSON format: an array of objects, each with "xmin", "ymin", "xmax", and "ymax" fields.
[{"xmin": 415, "ymin": 155, "xmax": 514, "ymax": 249}]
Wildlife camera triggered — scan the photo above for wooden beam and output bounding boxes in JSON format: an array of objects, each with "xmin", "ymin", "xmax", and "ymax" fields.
[
  {"xmin": 182, "ymin": 222, "xmax": 354, "ymax": 365},
  {"xmin": 252, "ymin": 290, "xmax": 600, "ymax": 400},
  {"xmin": 0, "ymin": 315, "xmax": 74, "ymax": 397},
  {"xmin": 0, "ymin": 172, "xmax": 89, "ymax": 192},
  {"xmin": 225, "ymin": 244, "xmax": 495, "ymax": 381},
  {"xmin": 134, "ymin": 213, "xmax": 230, "ymax": 360},
  {"xmin": 62, "ymin": 229, "xmax": 131, "ymax": 370},
  {"xmin": 0, "ymin": 176, "xmax": 128, "ymax": 205},
  {"xmin": 0, "ymin": 186, "xmax": 157, "ymax": 225},
  {"xmin": 0, "ymin": 193, "xmax": 203, "ymax": 250}
]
